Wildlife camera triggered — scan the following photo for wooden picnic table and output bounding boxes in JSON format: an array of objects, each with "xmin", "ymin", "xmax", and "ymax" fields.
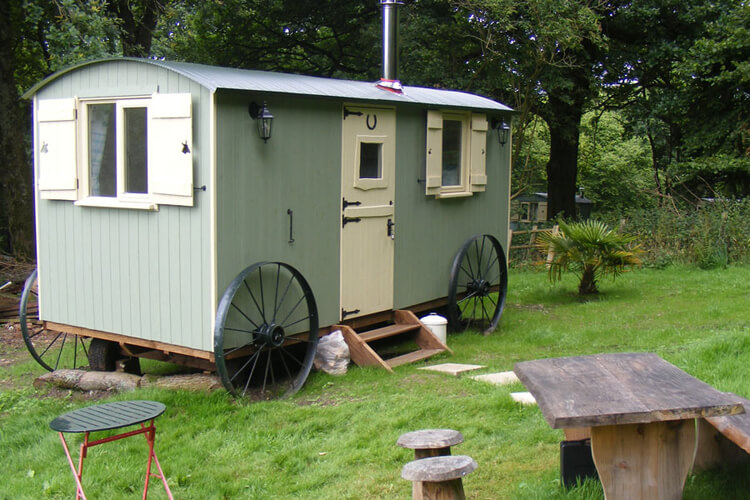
[{"xmin": 514, "ymin": 352, "xmax": 745, "ymax": 500}]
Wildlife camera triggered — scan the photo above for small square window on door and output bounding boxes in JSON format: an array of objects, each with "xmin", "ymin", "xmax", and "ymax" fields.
[
  {"xmin": 353, "ymin": 137, "xmax": 388, "ymax": 190},
  {"xmin": 359, "ymin": 142, "xmax": 382, "ymax": 179}
]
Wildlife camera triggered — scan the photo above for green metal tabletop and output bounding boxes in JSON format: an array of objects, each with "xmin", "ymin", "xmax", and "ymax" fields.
[{"xmin": 50, "ymin": 400, "xmax": 166, "ymax": 433}]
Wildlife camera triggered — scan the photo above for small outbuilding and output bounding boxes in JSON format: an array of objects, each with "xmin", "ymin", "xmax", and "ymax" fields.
[{"xmin": 511, "ymin": 192, "xmax": 593, "ymax": 227}]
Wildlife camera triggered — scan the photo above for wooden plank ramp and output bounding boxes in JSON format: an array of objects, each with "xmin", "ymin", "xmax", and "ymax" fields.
[{"xmin": 334, "ymin": 310, "xmax": 452, "ymax": 373}]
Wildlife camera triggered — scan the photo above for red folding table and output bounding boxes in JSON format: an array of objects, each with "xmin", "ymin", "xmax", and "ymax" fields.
[{"xmin": 50, "ymin": 400, "xmax": 174, "ymax": 500}]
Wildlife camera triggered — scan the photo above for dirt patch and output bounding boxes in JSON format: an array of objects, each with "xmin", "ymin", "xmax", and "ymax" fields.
[
  {"xmin": 0, "ymin": 320, "xmax": 114, "ymax": 401},
  {"xmin": 1, "ymin": 322, "xmax": 28, "ymax": 358},
  {"xmin": 297, "ymin": 396, "xmax": 341, "ymax": 407},
  {"xmin": 511, "ymin": 303, "xmax": 550, "ymax": 314}
]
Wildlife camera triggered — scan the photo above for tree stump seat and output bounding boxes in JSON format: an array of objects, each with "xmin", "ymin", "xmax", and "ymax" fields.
[
  {"xmin": 401, "ymin": 455, "xmax": 477, "ymax": 500},
  {"xmin": 397, "ymin": 429, "xmax": 464, "ymax": 459}
]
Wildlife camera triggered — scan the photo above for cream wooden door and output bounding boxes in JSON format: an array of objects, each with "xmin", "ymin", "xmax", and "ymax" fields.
[{"xmin": 340, "ymin": 106, "xmax": 396, "ymax": 320}]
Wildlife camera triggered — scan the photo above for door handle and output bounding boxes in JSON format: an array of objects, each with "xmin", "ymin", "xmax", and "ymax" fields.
[{"xmin": 387, "ymin": 218, "xmax": 395, "ymax": 239}]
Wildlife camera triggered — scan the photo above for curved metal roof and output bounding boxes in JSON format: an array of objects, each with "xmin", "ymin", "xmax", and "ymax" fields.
[{"xmin": 23, "ymin": 58, "xmax": 513, "ymax": 113}]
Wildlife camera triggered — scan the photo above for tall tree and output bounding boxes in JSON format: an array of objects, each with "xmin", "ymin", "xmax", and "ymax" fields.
[
  {"xmin": 0, "ymin": 0, "xmax": 35, "ymax": 258},
  {"xmin": 457, "ymin": 0, "xmax": 604, "ymax": 218}
]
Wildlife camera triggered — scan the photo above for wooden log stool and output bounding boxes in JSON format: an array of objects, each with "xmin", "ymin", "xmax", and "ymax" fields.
[
  {"xmin": 398, "ymin": 429, "xmax": 465, "ymax": 498},
  {"xmin": 397, "ymin": 429, "xmax": 464, "ymax": 459},
  {"xmin": 401, "ymin": 455, "xmax": 477, "ymax": 500}
]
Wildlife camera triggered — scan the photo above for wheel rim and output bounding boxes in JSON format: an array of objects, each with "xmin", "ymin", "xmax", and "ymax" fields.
[
  {"xmin": 19, "ymin": 268, "xmax": 91, "ymax": 371},
  {"xmin": 447, "ymin": 234, "xmax": 508, "ymax": 334},
  {"xmin": 214, "ymin": 262, "xmax": 319, "ymax": 398}
]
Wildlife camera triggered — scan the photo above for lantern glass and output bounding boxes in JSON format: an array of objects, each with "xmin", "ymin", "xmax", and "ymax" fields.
[
  {"xmin": 498, "ymin": 120, "xmax": 510, "ymax": 146},
  {"xmin": 249, "ymin": 101, "xmax": 274, "ymax": 143}
]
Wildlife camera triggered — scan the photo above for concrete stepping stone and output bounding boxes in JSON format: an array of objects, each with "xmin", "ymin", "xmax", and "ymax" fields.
[
  {"xmin": 510, "ymin": 391, "xmax": 537, "ymax": 405},
  {"xmin": 418, "ymin": 363, "xmax": 486, "ymax": 376},
  {"xmin": 470, "ymin": 371, "xmax": 520, "ymax": 386}
]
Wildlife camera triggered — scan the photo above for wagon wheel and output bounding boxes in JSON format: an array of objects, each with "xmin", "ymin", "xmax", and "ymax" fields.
[
  {"xmin": 19, "ymin": 268, "xmax": 92, "ymax": 371},
  {"xmin": 214, "ymin": 262, "xmax": 319, "ymax": 398},
  {"xmin": 447, "ymin": 234, "xmax": 508, "ymax": 335}
]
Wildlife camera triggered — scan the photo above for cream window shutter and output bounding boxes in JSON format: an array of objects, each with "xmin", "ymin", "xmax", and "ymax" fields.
[
  {"xmin": 37, "ymin": 98, "xmax": 78, "ymax": 200},
  {"xmin": 148, "ymin": 93, "xmax": 194, "ymax": 207},
  {"xmin": 425, "ymin": 110, "xmax": 443, "ymax": 196},
  {"xmin": 469, "ymin": 113, "xmax": 488, "ymax": 193}
]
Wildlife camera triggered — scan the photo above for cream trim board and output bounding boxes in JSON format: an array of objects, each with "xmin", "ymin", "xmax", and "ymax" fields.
[
  {"xmin": 343, "ymin": 204, "xmax": 394, "ymax": 218},
  {"xmin": 31, "ymin": 96, "xmax": 44, "ymax": 317},
  {"xmin": 209, "ymin": 91, "xmax": 218, "ymax": 338},
  {"xmin": 74, "ymin": 197, "xmax": 158, "ymax": 211}
]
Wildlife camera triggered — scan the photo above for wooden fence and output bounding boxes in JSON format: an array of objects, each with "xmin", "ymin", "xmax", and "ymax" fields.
[{"xmin": 508, "ymin": 225, "xmax": 559, "ymax": 264}]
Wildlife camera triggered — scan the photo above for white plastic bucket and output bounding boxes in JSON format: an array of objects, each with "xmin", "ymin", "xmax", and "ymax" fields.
[{"xmin": 420, "ymin": 313, "xmax": 448, "ymax": 344}]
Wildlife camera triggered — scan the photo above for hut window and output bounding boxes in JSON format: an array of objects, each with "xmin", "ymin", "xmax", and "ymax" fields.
[
  {"xmin": 124, "ymin": 107, "xmax": 148, "ymax": 194},
  {"xmin": 79, "ymin": 98, "xmax": 151, "ymax": 203},
  {"xmin": 441, "ymin": 119, "xmax": 463, "ymax": 186},
  {"xmin": 425, "ymin": 110, "xmax": 488, "ymax": 197},
  {"xmin": 88, "ymin": 103, "xmax": 117, "ymax": 197},
  {"xmin": 359, "ymin": 143, "xmax": 382, "ymax": 179}
]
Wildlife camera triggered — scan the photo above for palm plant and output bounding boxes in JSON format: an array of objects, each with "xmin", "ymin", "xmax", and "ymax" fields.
[{"xmin": 537, "ymin": 219, "xmax": 643, "ymax": 295}]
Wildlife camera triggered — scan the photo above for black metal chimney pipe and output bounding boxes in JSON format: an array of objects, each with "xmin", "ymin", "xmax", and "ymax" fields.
[{"xmin": 377, "ymin": 0, "xmax": 403, "ymax": 94}]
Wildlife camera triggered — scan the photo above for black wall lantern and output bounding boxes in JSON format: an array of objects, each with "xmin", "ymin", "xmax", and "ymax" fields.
[
  {"xmin": 492, "ymin": 117, "xmax": 511, "ymax": 146},
  {"xmin": 249, "ymin": 101, "xmax": 274, "ymax": 143}
]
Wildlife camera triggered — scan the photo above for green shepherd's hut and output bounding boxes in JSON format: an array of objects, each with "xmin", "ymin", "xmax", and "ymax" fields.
[{"xmin": 20, "ymin": 1, "xmax": 513, "ymax": 396}]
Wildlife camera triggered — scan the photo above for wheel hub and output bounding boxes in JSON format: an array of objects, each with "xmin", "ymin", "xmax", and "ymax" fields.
[
  {"xmin": 256, "ymin": 323, "xmax": 286, "ymax": 347},
  {"xmin": 467, "ymin": 279, "xmax": 491, "ymax": 297}
]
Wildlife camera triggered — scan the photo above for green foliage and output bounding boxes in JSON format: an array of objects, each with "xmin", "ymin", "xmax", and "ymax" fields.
[
  {"xmin": 537, "ymin": 219, "xmax": 643, "ymax": 294},
  {"xmin": 603, "ymin": 0, "xmax": 750, "ymax": 201},
  {"xmin": 21, "ymin": 0, "xmax": 120, "ymax": 76},
  {"xmin": 578, "ymin": 111, "xmax": 654, "ymax": 213},
  {"xmin": 610, "ymin": 199, "xmax": 750, "ymax": 268},
  {"xmin": 152, "ymin": 0, "xmax": 381, "ymax": 78}
]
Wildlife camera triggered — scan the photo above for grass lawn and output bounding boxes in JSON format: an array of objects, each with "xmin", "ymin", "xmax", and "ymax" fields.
[{"xmin": 1, "ymin": 265, "xmax": 749, "ymax": 499}]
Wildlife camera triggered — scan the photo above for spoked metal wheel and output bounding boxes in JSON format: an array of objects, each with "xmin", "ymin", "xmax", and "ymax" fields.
[
  {"xmin": 214, "ymin": 262, "xmax": 319, "ymax": 398},
  {"xmin": 19, "ymin": 268, "xmax": 91, "ymax": 371},
  {"xmin": 447, "ymin": 234, "xmax": 508, "ymax": 335}
]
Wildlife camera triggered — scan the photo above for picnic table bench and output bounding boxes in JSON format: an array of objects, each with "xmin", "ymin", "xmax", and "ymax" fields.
[
  {"xmin": 694, "ymin": 394, "xmax": 750, "ymax": 470},
  {"xmin": 514, "ymin": 352, "xmax": 745, "ymax": 500}
]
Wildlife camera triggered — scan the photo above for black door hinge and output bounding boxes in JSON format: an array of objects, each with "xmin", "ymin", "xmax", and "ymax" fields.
[
  {"xmin": 342, "ymin": 215, "xmax": 362, "ymax": 227},
  {"xmin": 342, "ymin": 197, "xmax": 362, "ymax": 210},
  {"xmin": 343, "ymin": 108, "xmax": 363, "ymax": 119},
  {"xmin": 341, "ymin": 308, "xmax": 361, "ymax": 319}
]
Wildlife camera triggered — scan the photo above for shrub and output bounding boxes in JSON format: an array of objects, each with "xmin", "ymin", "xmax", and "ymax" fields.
[
  {"xmin": 600, "ymin": 199, "xmax": 750, "ymax": 267},
  {"xmin": 537, "ymin": 219, "xmax": 643, "ymax": 295}
]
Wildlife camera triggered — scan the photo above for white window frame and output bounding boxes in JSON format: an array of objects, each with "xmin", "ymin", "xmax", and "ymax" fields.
[
  {"xmin": 439, "ymin": 112, "xmax": 470, "ymax": 195},
  {"xmin": 425, "ymin": 110, "xmax": 488, "ymax": 198},
  {"xmin": 76, "ymin": 97, "xmax": 154, "ymax": 209}
]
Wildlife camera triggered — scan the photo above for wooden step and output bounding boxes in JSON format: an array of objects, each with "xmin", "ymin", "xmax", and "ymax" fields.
[
  {"xmin": 359, "ymin": 323, "xmax": 420, "ymax": 342},
  {"xmin": 386, "ymin": 349, "xmax": 445, "ymax": 368},
  {"xmin": 334, "ymin": 310, "xmax": 453, "ymax": 372}
]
